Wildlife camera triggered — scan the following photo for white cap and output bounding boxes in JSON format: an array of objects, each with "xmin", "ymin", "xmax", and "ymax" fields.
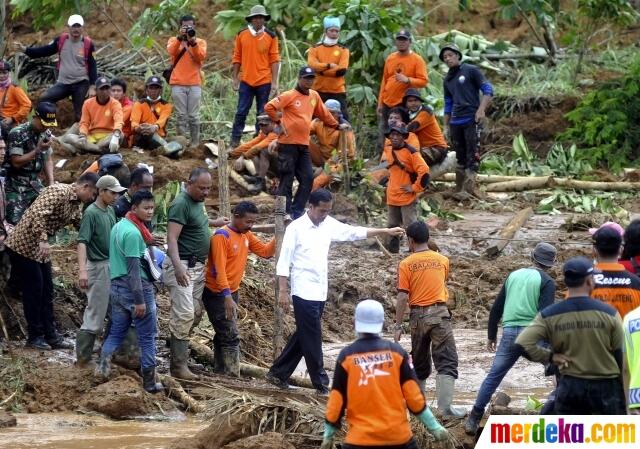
[
  {"xmin": 355, "ymin": 299, "xmax": 384, "ymax": 334},
  {"xmin": 68, "ymin": 14, "xmax": 84, "ymax": 27}
]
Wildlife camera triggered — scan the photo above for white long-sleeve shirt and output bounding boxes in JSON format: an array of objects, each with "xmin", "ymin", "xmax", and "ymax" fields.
[{"xmin": 276, "ymin": 213, "xmax": 368, "ymax": 301}]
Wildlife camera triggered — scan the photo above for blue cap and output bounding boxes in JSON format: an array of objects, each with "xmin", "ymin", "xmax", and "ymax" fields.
[
  {"xmin": 563, "ymin": 257, "xmax": 594, "ymax": 287},
  {"xmin": 323, "ymin": 16, "xmax": 341, "ymax": 30},
  {"xmin": 299, "ymin": 66, "xmax": 316, "ymax": 78}
]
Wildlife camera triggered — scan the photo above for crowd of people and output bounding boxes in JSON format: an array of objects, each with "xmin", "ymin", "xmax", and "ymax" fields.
[{"xmin": 0, "ymin": 5, "xmax": 639, "ymax": 448}]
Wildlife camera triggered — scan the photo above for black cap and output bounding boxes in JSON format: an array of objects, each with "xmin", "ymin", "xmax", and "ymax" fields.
[
  {"xmin": 95, "ymin": 77, "xmax": 111, "ymax": 89},
  {"xmin": 145, "ymin": 76, "xmax": 163, "ymax": 87},
  {"xmin": 384, "ymin": 125, "xmax": 409, "ymax": 138},
  {"xmin": 298, "ymin": 66, "xmax": 316, "ymax": 78},
  {"xmin": 35, "ymin": 102, "xmax": 58, "ymax": 127},
  {"xmin": 402, "ymin": 88, "xmax": 424, "ymax": 104},
  {"xmin": 395, "ymin": 29, "xmax": 412, "ymax": 40},
  {"xmin": 439, "ymin": 42, "xmax": 463, "ymax": 62},
  {"xmin": 0, "ymin": 60, "xmax": 12, "ymax": 72},
  {"xmin": 563, "ymin": 257, "xmax": 594, "ymax": 287},
  {"xmin": 593, "ymin": 226, "xmax": 623, "ymax": 252}
]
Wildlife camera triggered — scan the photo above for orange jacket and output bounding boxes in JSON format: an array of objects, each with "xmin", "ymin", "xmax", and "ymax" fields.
[
  {"xmin": 0, "ymin": 85, "xmax": 32, "ymax": 124},
  {"xmin": 408, "ymin": 106, "xmax": 447, "ymax": 149},
  {"xmin": 232, "ymin": 28, "xmax": 280, "ymax": 87},
  {"xmin": 309, "ymin": 119, "xmax": 355, "ymax": 163},
  {"xmin": 205, "ymin": 225, "xmax": 276, "ymax": 295},
  {"xmin": 307, "ymin": 44, "xmax": 349, "ymax": 93},
  {"xmin": 398, "ymin": 250, "xmax": 449, "ymax": 306},
  {"xmin": 230, "ymin": 131, "xmax": 277, "ymax": 158},
  {"xmin": 382, "ymin": 143, "xmax": 429, "ymax": 206},
  {"xmin": 79, "ymin": 97, "xmax": 123, "ymax": 136},
  {"xmin": 381, "ymin": 133, "xmax": 419, "ymax": 162},
  {"xmin": 378, "ymin": 51, "xmax": 428, "ymax": 108},
  {"xmin": 130, "ymin": 100, "xmax": 173, "ymax": 137},
  {"xmin": 120, "ymin": 97, "xmax": 134, "ymax": 141},
  {"xmin": 326, "ymin": 336, "xmax": 426, "ymax": 446},
  {"xmin": 592, "ymin": 262, "xmax": 640, "ymax": 319},
  {"xmin": 264, "ymin": 88, "xmax": 338, "ymax": 146},
  {"xmin": 167, "ymin": 37, "xmax": 207, "ymax": 86}
]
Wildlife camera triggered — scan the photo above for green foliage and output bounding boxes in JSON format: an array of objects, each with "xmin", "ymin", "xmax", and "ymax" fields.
[
  {"xmin": 10, "ymin": 0, "xmax": 86, "ymax": 29},
  {"xmin": 481, "ymin": 133, "xmax": 552, "ymax": 176},
  {"xmin": 560, "ymin": 57, "xmax": 640, "ymax": 171},
  {"xmin": 417, "ymin": 198, "xmax": 464, "ymax": 221},
  {"xmin": 129, "ymin": 0, "xmax": 196, "ymax": 48},
  {"xmin": 537, "ymin": 190, "xmax": 630, "ymax": 216},
  {"xmin": 153, "ymin": 180, "xmax": 182, "ymax": 232},
  {"xmin": 544, "ymin": 143, "xmax": 592, "ymax": 178},
  {"xmin": 498, "ymin": 0, "xmax": 560, "ymax": 28}
]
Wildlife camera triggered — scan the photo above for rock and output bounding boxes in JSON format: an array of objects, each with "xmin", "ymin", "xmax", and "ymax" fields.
[
  {"xmin": 493, "ymin": 391, "xmax": 511, "ymax": 407},
  {"xmin": 0, "ymin": 410, "xmax": 17, "ymax": 428},
  {"xmin": 83, "ymin": 375, "xmax": 153, "ymax": 419},
  {"xmin": 222, "ymin": 433, "xmax": 295, "ymax": 449}
]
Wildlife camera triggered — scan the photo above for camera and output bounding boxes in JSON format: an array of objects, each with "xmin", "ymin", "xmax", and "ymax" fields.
[
  {"xmin": 41, "ymin": 129, "xmax": 53, "ymax": 144},
  {"xmin": 185, "ymin": 25, "xmax": 196, "ymax": 38}
]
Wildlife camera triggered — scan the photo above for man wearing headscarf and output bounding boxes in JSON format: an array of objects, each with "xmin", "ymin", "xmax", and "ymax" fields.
[{"xmin": 307, "ymin": 16, "xmax": 350, "ymax": 120}]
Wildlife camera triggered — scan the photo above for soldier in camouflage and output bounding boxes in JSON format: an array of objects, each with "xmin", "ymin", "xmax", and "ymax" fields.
[{"xmin": 2, "ymin": 102, "xmax": 57, "ymax": 225}]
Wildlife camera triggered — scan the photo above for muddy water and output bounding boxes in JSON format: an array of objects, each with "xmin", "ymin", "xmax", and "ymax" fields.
[{"xmin": 0, "ymin": 413, "xmax": 208, "ymax": 449}]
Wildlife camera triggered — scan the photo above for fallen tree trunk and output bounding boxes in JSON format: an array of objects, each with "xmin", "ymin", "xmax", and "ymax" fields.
[
  {"xmin": 250, "ymin": 223, "xmax": 275, "ymax": 233},
  {"xmin": 484, "ymin": 207, "xmax": 533, "ymax": 258},
  {"xmin": 189, "ymin": 339, "xmax": 315, "ymax": 389},
  {"xmin": 436, "ymin": 173, "xmax": 535, "ymax": 183},
  {"xmin": 485, "ymin": 177, "xmax": 551, "ymax": 192},
  {"xmin": 160, "ymin": 375, "xmax": 205, "ymax": 413},
  {"xmin": 551, "ymin": 178, "xmax": 640, "ymax": 191},
  {"xmin": 229, "ymin": 169, "xmax": 254, "ymax": 191}
]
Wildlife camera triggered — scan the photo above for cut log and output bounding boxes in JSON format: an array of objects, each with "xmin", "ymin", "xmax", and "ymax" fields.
[
  {"xmin": 188, "ymin": 339, "xmax": 314, "ymax": 389},
  {"xmin": 273, "ymin": 196, "xmax": 287, "ymax": 359},
  {"xmin": 436, "ymin": 173, "xmax": 536, "ymax": 183},
  {"xmin": 229, "ymin": 169, "xmax": 254, "ymax": 191},
  {"xmin": 217, "ymin": 140, "xmax": 231, "ymax": 218},
  {"xmin": 485, "ymin": 177, "xmax": 551, "ymax": 192},
  {"xmin": 484, "ymin": 207, "xmax": 534, "ymax": 258},
  {"xmin": 250, "ymin": 223, "xmax": 275, "ymax": 234},
  {"xmin": 551, "ymin": 178, "xmax": 640, "ymax": 191},
  {"xmin": 160, "ymin": 375, "xmax": 205, "ymax": 413}
]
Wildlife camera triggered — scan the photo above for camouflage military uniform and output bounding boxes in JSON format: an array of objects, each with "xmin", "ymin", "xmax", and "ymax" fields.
[{"xmin": 2, "ymin": 122, "xmax": 51, "ymax": 225}]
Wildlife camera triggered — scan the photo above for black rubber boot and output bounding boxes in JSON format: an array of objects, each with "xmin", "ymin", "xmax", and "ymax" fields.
[
  {"xmin": 465, "ymin": 406, "xmax": 484, "ymax": 435},
  {"xmin": 94, "ymin": 354, "xmax": 112, "ymax": 381},
  {"xmin": 75, "ymin": 330, "xmax": 96, "ymax": 368},
  {"xmin": 142, "ymin": 367, "xmax": 164, "ymax": 394}
]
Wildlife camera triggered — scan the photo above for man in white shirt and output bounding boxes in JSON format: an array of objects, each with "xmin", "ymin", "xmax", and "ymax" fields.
[{"xmin": 266, "ymin": 188, "xmax": 404, "ymax": 394}]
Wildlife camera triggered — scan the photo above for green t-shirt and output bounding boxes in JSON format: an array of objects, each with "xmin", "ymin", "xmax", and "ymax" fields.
[
  {"xmin": 109, "ymin": 218, "xmax": 149, "ymax": 281},
  {"xmin": 77, "ymin": 203, "xmax": 116, "ymax": 261},
  {"xmin": 168, "ymin": 191, "xmax": 210, "ymax": 261}
]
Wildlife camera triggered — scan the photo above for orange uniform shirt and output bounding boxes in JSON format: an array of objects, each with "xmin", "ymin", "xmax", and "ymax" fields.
[
  {"xmin": 205, "ymin": 225, "xmax": 276, "ymax": 295},
  {"xmin": 378, "ymin": 51, "xmax": 428, "ymax": 108},
  {"xmin": 230, "ymin": 131, "xmax": 277, "ymax": 159},
  {"xmin": 120, "ymin": 97, "xmax": 134, "ymax": 141},
  {"xmin": 325, "ymin": 336, "xmax": 426, "ymax": 446},
  {"xmin": 79, "ymin": 97, "xmax": 123, "ymax": 136},
  {"xmin": 382, "ymin": 143, "xmax": 430, "ymax": 206},
  {"xmin": 592, "ymin": 262, "xmax": 640, "ymax": 319},
  {"xmin": 130, "ymin": 100, "xmax": 173, "ymax": 137},
  {"xmin": 167, "ymin": 37, "xmax": 207, "ymax": 86},
  {"xmin": 398, "ymin": 250, "xmax": 449, "ymax": 307},
  {"xmin": 232, "ymin": 28, "xmax": 279, "ymax": 87},
  {"xmin": 409, "ymin": 106, "xmax": 447, "ymax": 149},
  {"xmin": 307, "ymin": 43, "xmax": 349, "ymax": 93},
  {"xmin": 309, "ymin": 119, "xmax": 356, "ymax": 163},
  {"xmin": 0, "ymin": 85, "xmax": 32, "ymax": 124},
  {"xmin": 265, "ymin": 88, "xmax": 338, "ymax": 146}
]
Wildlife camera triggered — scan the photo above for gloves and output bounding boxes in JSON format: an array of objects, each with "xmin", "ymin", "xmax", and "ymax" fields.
[
  {"xmin": 109, "ymin": 134, "xmax": 120, "ymax": 152},
  {"xmin": 335, "ymin": 68, "xmax": 347, "ymax": 77},
  {"xmin": 417, "ymin": 408, "xmax": 449, "ymax": 441},
  {"xmin": 319, "ymin": 423, "xmax": 337, "ymax": 449}
]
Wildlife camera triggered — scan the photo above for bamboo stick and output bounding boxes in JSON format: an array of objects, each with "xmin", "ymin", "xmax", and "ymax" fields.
[
  {"xmin": 273, "ymin": 196, "xmax": 286, "ymax": 359},
  {"xmin": 217, "ymin": 140, "xmax": 231, "ymax": 218}
]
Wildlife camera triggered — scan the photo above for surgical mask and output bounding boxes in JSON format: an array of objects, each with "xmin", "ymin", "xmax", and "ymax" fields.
[
  {"xmin": 146, "ymin": 96, "xmax": 161, "ymax": 102},
  {"xmin": 323, "ymin": 36, "xmax": 339, "ymax": 46},
  {"xmin": 248, "ymin": 24, "xmax": 264, "ymax": 36}
]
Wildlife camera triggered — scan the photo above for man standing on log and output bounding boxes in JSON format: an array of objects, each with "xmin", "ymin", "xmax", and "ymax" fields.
[
  {"xmin": 266, "ymin": 188, "xmax": 404, "ymax": 394},
  {"xmin": 265, "ymin": 67, "xmax": 347, "ymax": 220},
  {"xmin": 5, "ymin": 173, "xmax": 99, "ymax": 350},
  {"xmin": 23, "ymin": 14, "xmax": 97, "ymax": 122},
  {"xmin": 465, "ymin": 242, "xmax": 557, "ymax": 434},
  {"xmin": 202, "ymin": 201, "xmax": 275, "ymax": 376},
  {"xmin": 440, "ymin": 43, "xmax": 493, "ymax": 199}
]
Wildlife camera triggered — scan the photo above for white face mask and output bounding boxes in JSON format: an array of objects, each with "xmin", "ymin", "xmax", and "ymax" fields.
[
  {"xmin": 323, "ymin": 36, "xmax": 339, "ymax": 46},
  {"xmin": 147, "ymin": 96, "xmax": 161, "ymax": 102},
  {"xmin": 248, "ymin": 24, "xmax": 264, "ymax": 36}
]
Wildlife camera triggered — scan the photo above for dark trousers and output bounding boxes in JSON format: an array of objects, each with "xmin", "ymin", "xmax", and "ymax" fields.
[
  {"xmin": 343, "ymin": 439, "xmax": 418, "ymax": 449},
  {"xmin": 319, "ymin": 91, "xmax": 349, "ymax": 121},
  {"xmin": 202, "ymin": 288, "xmax": 239, "ymax": 370},
  {"xmin": 410, "ymin": 307, "xmax": 459, "ymax": 380},
  {"xmin": 8, "ymin": 249, "xmax": 55, "ymax": 341},
  {"xmin": 40, "ymin": 80, "xmax": 90, "ymax": 122},
  {"xmin": 269, "ymin": 296, "xmax": 329, "ymax": 389},
  {"xmin": 450, "ymin": 121, "xmax": 480, "ymax": 171},
  {"xmin": 553, "ymin": 375, "xmax": 625, "ymax": 415},
  {"xmin": 276, "ymin": 144, "xmax": 313, "ymax": 218},
  {"xmin": 231, "ymin": 81, "xmax": 271, "ymax": 140}
]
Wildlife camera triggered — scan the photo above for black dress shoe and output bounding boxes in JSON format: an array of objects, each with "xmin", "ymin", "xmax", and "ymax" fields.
[
  {"xmin": 46, "ymin": 335, "xmax": 74, "ymax": 350},
  {"xmin": 26, "ymin": 336, "xmax": 52, "ymax": 350}
]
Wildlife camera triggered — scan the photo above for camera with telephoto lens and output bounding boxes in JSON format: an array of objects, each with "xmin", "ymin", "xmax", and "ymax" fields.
[{"xmin": 185, "ymin": 25, "xmax": 196, "ymax": 38}]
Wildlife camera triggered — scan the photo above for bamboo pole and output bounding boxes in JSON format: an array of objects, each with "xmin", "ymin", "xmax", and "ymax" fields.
[
  {"xmin": 484, "ymin": 207, "xmax": 534, "ymax": 258},
  {"xmin": 273, "ymin": 196, "xmax": 287, "ymax": 359},
  {"xmin": 339, "ymin": 130, "xmax": 350, "ymax": 195},
  {"xmin": 217, "ymin": 140, "xmax": 231, "ymax": 218}
]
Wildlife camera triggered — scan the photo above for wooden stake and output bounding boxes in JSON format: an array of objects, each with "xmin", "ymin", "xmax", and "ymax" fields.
[
  {"xmin": 273, "ymin": 196, "xmax": 287, "ymax": 359},
  {"xmin": 484, "ymin": 207, "xmax": 534, "ymax": 258},
  {"xmin": 217, "ymin": 140, "xmax": 231, "ymax": 218},
  {"xmin": 338, "ymin": 130, "xmax": 350, "ymax": 195}
]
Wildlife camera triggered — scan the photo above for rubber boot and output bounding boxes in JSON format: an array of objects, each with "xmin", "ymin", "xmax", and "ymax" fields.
[
  {"xmin": 222, "ymin": 348, "xmax": 240, "ymax": 377},
  {"xmin": 452, "ymin": 166, "xmax": 471, "ymax": 201},
  {"xmin": 94, "ymin": 353, "xmax": 112, "ymax": 381},
  {"xmin": 75, "ymin": 330, "xmax": 96, "ymax": 368},
  {"xmin": 142, "ymin": 367, "xmax": 164, "ymax": 394},
  {"xmin": 189, "ymin": 124, "xmax": 200, "ymax": 148},
  {"xmin": 387, "ymin": 236, "xmax": 400, "ymax": 254},
  {"xmin": 170, "ymin": 335, "xmax": 199, "ymax": 380},
  {"xmin": 464, "ymin": 169, "xmax": 484, "ymax": 199},
  {"xmin": 212, "ymin": 344, "xmax": 224, "ymax": 374},
  {"xmin": 436, "ymin": 374, "xmax": 467, "ymax": 418},
  {"xmin": 464, "ymin": 406, "xmax": 484, "ymax": 435}
]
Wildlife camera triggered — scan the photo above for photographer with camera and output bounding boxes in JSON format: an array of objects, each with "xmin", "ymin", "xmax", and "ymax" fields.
[
  {"xmin": 2, "ymin": 102, "xmax": 56, "ymax": 226},
  {"xmin": 166, "ymin": 14, "xmax": 207, "ymax": 148}
]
